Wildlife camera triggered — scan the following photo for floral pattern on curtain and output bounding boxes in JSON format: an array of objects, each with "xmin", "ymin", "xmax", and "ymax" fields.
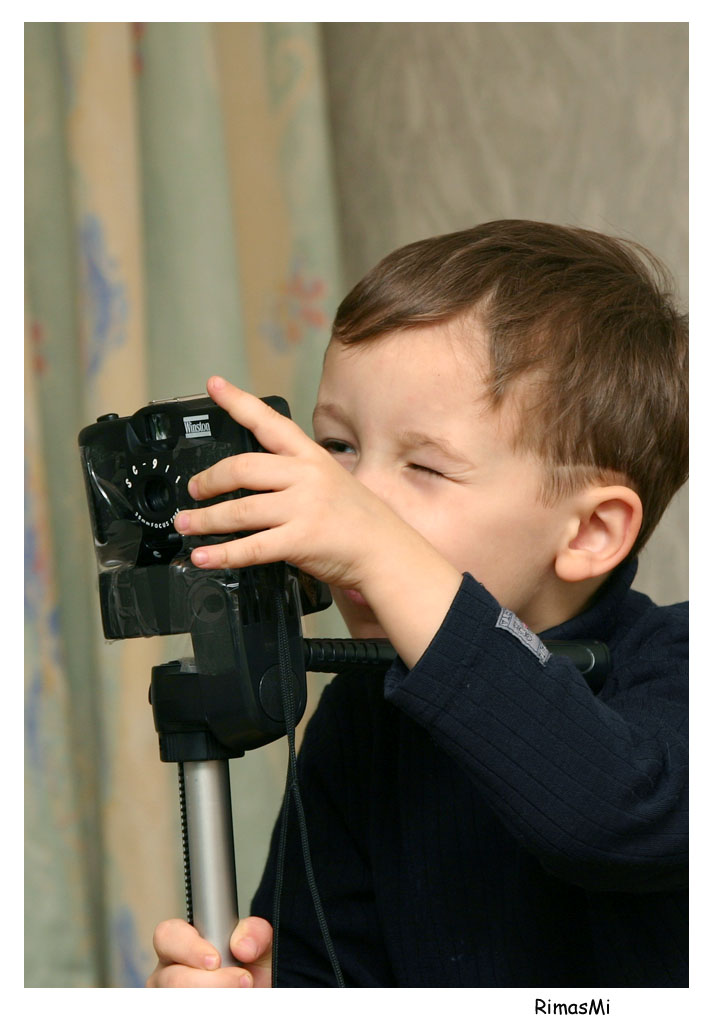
[{"xmin": 25, "ymin": 21, "xmax": 343, "ymax": 987}]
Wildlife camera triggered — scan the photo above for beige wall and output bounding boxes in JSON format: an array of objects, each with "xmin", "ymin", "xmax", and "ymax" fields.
[{"xmin": 322, "ymin": 22, "xmax": 688, "ymax": 605}]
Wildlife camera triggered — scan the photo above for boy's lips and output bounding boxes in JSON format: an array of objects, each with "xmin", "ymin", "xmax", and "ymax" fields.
[{"xmin": 341, "ymin": 588, "xmax": 370, "ymax": 607}]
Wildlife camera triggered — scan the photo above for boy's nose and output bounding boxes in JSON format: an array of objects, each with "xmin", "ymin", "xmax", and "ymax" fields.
[{"xmin": 352, "ymin": 463, "xmax": 399, "ymax": 515}]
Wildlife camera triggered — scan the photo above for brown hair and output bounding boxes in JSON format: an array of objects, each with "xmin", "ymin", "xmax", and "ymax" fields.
[{"xmin": 332, "ymin": 220, "xmax": 688, "ymax": 557}]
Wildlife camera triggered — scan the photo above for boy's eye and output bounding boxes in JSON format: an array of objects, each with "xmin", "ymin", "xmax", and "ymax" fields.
[
  {"xmin": 319, "ymin": 439, "xmax": 356, "ymax": 456},
  {"xmin": 408, "ymin": 463, "xmax": 444, "ymax": 478}
]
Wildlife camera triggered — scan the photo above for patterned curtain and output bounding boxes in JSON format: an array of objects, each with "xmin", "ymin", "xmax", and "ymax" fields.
[{"xmin": 25, "ymin": 22, "xmax": 344, "ymax": 987}]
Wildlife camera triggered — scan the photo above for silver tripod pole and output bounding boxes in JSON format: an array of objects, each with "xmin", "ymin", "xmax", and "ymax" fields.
[{"xmin": 181, "ymin": 759, "xmax": 239, "ymax": 966}]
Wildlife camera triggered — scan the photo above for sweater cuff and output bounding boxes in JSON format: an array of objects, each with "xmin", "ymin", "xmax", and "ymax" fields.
[{"xmin": 383, "ymin": 572, "xmax": 502, "ymax": 719}]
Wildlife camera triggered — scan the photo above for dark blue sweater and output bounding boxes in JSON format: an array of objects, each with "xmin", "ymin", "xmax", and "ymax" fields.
[{"xmin": 252, "ymin": 561, "xmax": 688, "ymax": 986}]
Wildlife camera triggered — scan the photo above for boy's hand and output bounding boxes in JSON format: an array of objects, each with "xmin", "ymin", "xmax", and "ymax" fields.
[
  {"xmin": 176, "ymin": 376, "xmax": 462, "ymax": 667},
  {"xmin": 146, "ymin": 916, "xmax": 273, "ymax": 988},
  {"xmin": 176, "ymin": 376, "xmax": 412, "ymax": 591}
]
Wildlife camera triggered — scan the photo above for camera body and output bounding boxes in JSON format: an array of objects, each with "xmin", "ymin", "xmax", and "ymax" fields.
[
  {"xmin": 79, "ymin": 394, "xmax": 331, "ymax": 756},
  {"xmin": 79, "ymin": 393, "xmax": 329, "ymax": 639},
  {"xmin": 79, "ymin": 393, "xmax": 279, "ymax": 579}
]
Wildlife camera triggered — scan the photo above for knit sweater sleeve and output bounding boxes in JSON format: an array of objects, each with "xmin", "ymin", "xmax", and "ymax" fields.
[{"xmin": 383, "ymin": 572, "xmax": 688, "ymax": 893}]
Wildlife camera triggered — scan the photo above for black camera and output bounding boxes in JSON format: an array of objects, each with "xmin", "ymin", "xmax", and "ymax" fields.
[
  {"xmin": 79, "ymin": 393, "xmax": 287, "ymax": 578},
  {"xmin": 79, "ymin": 393, "xmax": 331, "ymax": 641}
]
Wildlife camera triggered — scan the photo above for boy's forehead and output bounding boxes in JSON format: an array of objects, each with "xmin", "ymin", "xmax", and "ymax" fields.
[
  {"xmin": 316, "ymin": 327, "xmax": 494, "ymax": 425},
  {"xmin": 316, "ymin": 324, "xmax": 531, "ymax": 452},
  {"xmin": 323, "ymin": 318, "xmax": 489, "ymax": 376},
  {"xmin": 318, "ymin": 330, "xmax": 491, "ymax": 420}
]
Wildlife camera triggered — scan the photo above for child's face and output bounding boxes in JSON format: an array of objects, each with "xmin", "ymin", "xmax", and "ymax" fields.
[{"xmin": 313, "ymin": 323, "xmax": 579, "ymax": 636}]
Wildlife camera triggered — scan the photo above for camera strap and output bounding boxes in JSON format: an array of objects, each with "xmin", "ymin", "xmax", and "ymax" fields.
[{"xmin": 271, "ymin": 589, "xmax": 345, "ymax": 988}]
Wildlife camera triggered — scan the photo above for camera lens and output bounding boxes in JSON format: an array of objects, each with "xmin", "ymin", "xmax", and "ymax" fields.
[{"xmin": 143, "ymin": 476, "xmax": 174, "ymax": 516}]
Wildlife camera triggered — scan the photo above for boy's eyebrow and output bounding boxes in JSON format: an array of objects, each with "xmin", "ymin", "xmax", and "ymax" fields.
[
  {"xmin": 312, "ymin": 401, "xmax": 349, "ymax": 425},
  {"xmin": 397, "ymin": 430, "xmax": 471, "ymax": 464}
]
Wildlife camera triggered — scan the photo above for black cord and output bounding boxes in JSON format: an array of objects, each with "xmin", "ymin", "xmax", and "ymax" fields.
[
  {"xmin": 272, "ymin": 590, "xmax": 345, "ymax": 988},
  {"xmin": 270, "ymin": 756, "xmax": 290, "ymax": 986}
]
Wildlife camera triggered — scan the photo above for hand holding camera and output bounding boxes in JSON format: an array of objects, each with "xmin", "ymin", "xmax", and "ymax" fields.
[
  {"xmin": 176, "ymin": 376, "xmax": 464, "ymax": 670},
  {"xmin": 176, "ymin": 377, "xmax": 409, "ymax": 585}
]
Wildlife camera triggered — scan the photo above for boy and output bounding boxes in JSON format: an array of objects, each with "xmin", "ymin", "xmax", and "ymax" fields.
[{"xmin": 147, "ymin": 220, "xmax": 688, "ymax": 987}]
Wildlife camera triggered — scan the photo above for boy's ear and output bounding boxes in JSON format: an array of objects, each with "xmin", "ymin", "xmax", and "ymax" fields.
[{"xmin": 555, "ymin": 486, "xmax": 643, "ymax": 583}]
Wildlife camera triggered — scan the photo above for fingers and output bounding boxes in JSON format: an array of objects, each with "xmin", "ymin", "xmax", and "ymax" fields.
[
  {"xmin": 175, "ymin": 491, "xmax": 286, "ymax": 538},
  {"xmin": 147, "ymin": 963, "xmax": 254, "ymax": 988},
  {"xmin": 153, "ymin": 918, "xmax": 220, "ymax": 971},
  {"xmin": 188, "ymin": 525, "xmax": 293, "ymax": 570},
  {"xmin": 175, "ymin": 471, "xmax": 295, "ymax": 568},
  {"xmin": 230, "ymin": 917, "xmax": 273, "ymax": 990},
  {"xmin": 147, "ymin": 918, "xmax": 264, "ymax": 988},
  {"xmin": 187, "ymin": 452, "xmax": 291, "ymax": 502},
  {"xmin": 231, "ymin": 916, "xmax": 274, "ymax": 967},
  {"xmin": 206, "ymin": 376, "xmax": 307, "ymax": 457}
]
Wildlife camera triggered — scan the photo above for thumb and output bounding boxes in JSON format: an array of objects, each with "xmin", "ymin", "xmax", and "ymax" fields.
[{"xmin": 230, "ymin": 916, "xmax": 273, "ymax": 967}]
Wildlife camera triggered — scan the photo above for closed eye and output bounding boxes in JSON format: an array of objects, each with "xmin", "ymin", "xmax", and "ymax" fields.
[{"xmin": 408, "ymin": 463, "xmax": 445, "ymax": 477}]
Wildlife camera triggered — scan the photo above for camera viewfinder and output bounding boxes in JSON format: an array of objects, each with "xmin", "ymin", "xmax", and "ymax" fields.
[{"xmin": 149, "ymin": 411, "xmax": 172, "ymax": 442}]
